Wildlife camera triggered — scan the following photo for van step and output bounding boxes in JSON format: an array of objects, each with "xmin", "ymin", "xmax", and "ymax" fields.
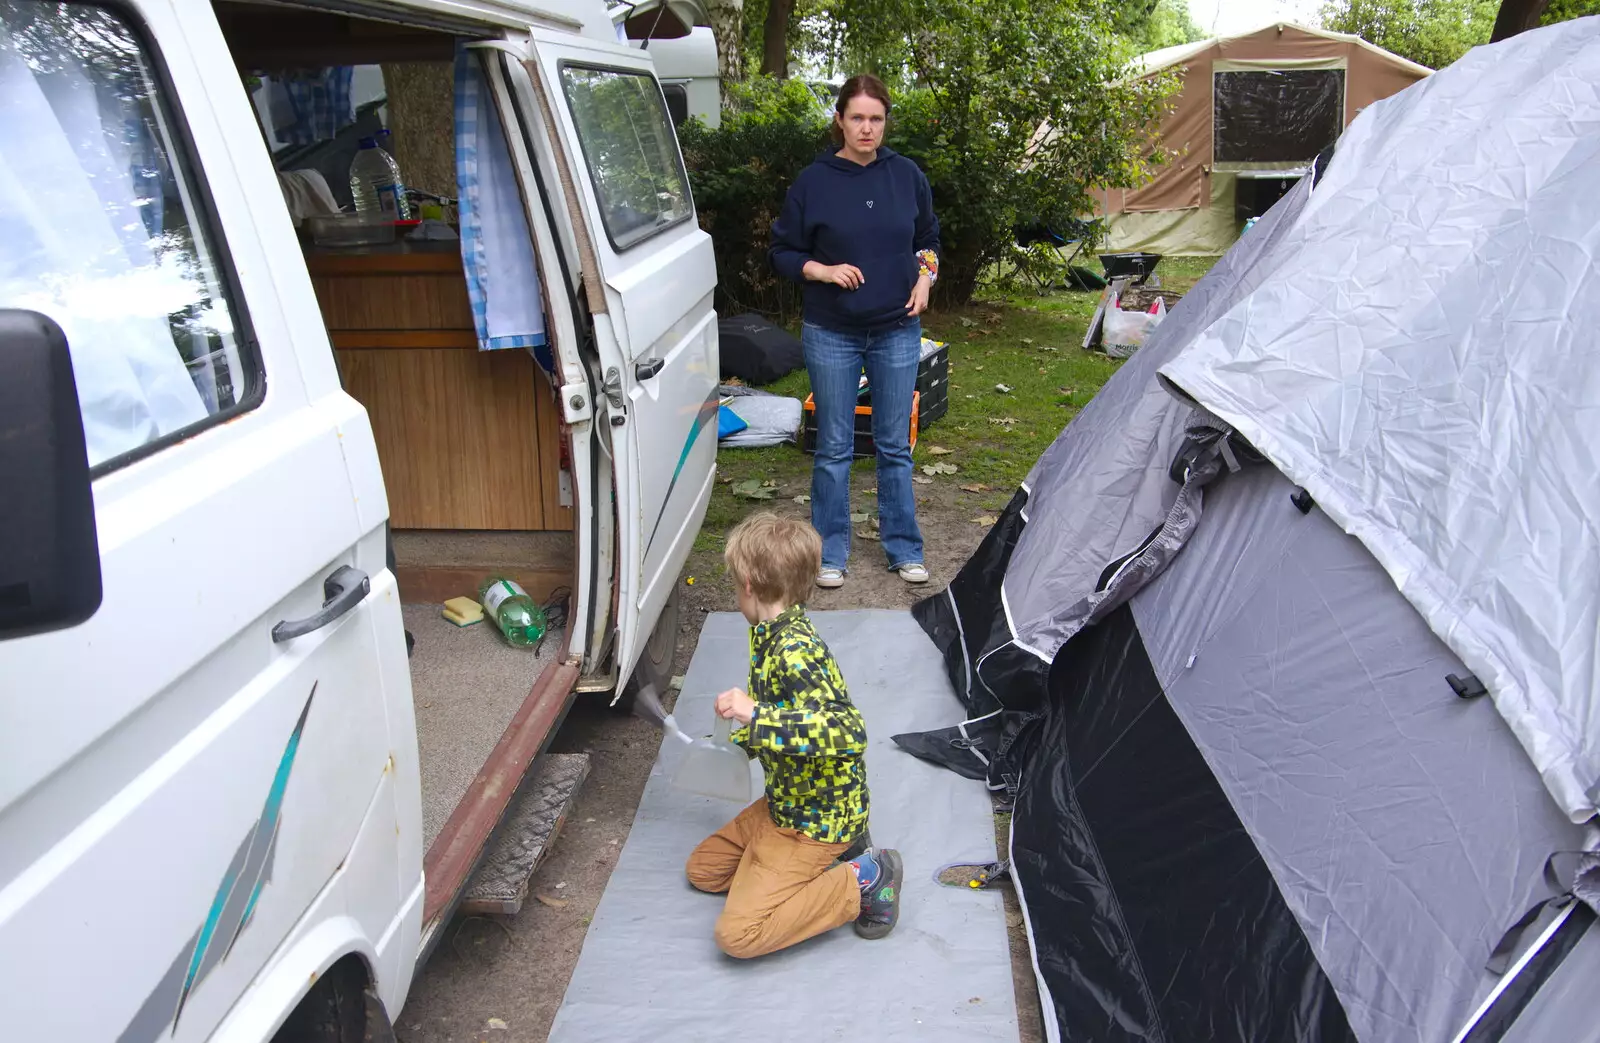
[{"xmin": 460, "ymin": 752, "xmax": 591, "ymax": 916}]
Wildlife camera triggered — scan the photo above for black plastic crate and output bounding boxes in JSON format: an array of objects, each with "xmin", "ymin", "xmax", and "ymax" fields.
[
  {"xmin": 801, "ymin": 391, "xmax": 920, "ymax": 458},
  {"xmin": 1098, "ymin": 251, "xmax": 1162, "ymax": 283},
  {"xmin": 916, "ymin": 343, "xmax": 949, "ymax": 425}
]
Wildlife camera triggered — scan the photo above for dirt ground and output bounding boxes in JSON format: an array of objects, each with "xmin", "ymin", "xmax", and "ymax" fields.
[{"xmin": 397, "ymin": 468, "xmax": 1044, "ymax": 1043}]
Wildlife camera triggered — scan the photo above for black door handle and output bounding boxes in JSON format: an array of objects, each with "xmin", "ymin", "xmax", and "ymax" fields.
[
  {"xmin": 272, "ymin": 565, "xmax": 370, "ymax": 643},
  {"xmin": 635, "ymin": 357, "xmax": 664, "ymax": 381}
]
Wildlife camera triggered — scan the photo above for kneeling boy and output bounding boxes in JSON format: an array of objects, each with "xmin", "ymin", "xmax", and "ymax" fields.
[{"xmin": 685, "ymin": 512, "xmax": 903, "ymax": 959}]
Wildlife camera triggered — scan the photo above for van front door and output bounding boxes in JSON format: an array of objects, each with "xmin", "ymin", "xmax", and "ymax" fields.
[
  {"xmin": 0, "ymin": 4, "xmax": 412, "ymax": 1040},
  {"xmin": 517, "ymin": 31, "xmax": 718, "ymax": 686}
]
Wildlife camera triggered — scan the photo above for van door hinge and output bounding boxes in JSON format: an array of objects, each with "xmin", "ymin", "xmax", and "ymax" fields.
[
  {"xmin": 601, "ymin": 367, "xmax": 626, "ymax": 410},
  {"xmin": 601, "ymin": 367, "xmax": 628, "ymax": 426}
]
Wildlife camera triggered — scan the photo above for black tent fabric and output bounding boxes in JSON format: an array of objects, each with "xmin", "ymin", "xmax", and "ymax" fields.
[
  {"xmin": 718, "ymin": 313, "xmax": 804, "ymax": 385},
  {"xmin": 1009, "ymin": 605, "xmax": 1355, "ymax": 1043}
]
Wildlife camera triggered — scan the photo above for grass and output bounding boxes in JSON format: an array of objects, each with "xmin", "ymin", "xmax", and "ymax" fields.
[{"xmin": 702, "ymin": 256, "xmax": 1222, "ymax": 544}]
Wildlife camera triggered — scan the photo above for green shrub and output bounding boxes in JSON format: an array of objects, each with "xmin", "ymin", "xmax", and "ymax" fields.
[{"xmin": 679, "ymin": 77, "xmax": 829, "ymax": 324}]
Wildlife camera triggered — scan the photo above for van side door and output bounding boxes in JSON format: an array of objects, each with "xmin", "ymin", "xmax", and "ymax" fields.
[{"xmin": 513, "ymin": 30, "xmax": 719, "ymax": 686}]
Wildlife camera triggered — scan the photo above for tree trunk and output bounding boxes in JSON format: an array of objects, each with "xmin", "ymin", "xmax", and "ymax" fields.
[
  {"xmin": 707, "ymin": 0, "xmax": 745, "ymax": 109},
  {"xmin": 761, "ymin": 0, "xmax": 796, "ymax": 77},
  {"xmin": 1490, "ymin": 0, "xmax": 1551, "ymax": 41}
]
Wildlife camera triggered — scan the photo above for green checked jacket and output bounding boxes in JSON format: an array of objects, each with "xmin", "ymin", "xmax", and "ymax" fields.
[{"xmin": 731, "ymin": 607, "xmax": 870, "ymax": 844}]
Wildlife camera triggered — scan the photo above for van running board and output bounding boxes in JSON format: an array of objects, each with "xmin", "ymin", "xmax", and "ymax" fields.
[
  {"xmin": 419, "ymin": 657, "xmax": 580, "ymax": 963},
  {"xmin": 459, "ymin": 752, "xmax": 591, "ymax": 916}
]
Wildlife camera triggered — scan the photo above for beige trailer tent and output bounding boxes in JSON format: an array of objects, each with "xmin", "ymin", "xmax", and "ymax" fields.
[{"xmin": 1096, "ymin": 24, "xmax": 1430, "ymax": 256}]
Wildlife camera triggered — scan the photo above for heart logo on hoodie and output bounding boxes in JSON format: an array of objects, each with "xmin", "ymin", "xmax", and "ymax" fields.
[{"xmin": 866, "ymin": 200, "xmax": 874, "ymax": 208}]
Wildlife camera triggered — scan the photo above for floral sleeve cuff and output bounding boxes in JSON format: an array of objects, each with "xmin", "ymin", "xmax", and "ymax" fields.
[{"xmin": 917, "ymin": 249, "xmax": 939, "ymax": 284}]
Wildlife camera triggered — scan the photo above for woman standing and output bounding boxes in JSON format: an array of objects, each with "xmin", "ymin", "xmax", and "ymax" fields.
[{"xmin": 770, "ymin": 74, "xmax": 940, "ymax": 589}]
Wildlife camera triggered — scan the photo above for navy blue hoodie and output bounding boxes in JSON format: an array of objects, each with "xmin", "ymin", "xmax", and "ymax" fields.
[{"xmin": 769, "ymin": 147, "xmax": 940, "ymax": 332}]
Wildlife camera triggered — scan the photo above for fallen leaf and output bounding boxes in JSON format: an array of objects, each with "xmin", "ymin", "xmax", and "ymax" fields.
[
  {"xmin": 984, "ymin": 312, "xmax": 1004, "ymax": 325},
  {"xmin": 856, "ymin": 529, "xmax": 881, "ymax": 541},
  {"xmin": 995, "ymin": 383, "xmax": 1014, "ymax": 394},
  {"xmin": 922, "ymin": 462, "xmax": 958, "ymax": 476},
  {"xmin": 761, "ymin": 479, "xmax": 778, "ymax": 488},
  {"xmin": 793, "ymin": 494, "xmax": 810, "ymax": 504},
  {"xmin": 974, "ymin": 365, "xmax": 985, "ymax": 372},
  {"xmin": 670, "ymin": 674, "xmax": 685, "ymax": 689},
  {"xmin": 535, "ymin": 894, "xmax": 569, "ymax": 909},
  {"xmin": 989, "ymin": 416, "xmax": 1019, "ymax": 428},
  {"xmin": 849, "ymin": 512, "xmax": 869, "ymax": 523},
  {"xmin": 927, "ymin": 445, "xmax": 954, "ymax": 456},
  {"xmin": 959, "ymin": 316, "xmax": 979, "ymax": 328},
  {"xmin": 719, "ymin": 476, "xmax": 734, "ymax": 484},
  {"xmin": 865, "ymin": 486, "xmax": 878, "ymax": 494},
  {"xmin": 974, "ymin": 515, "xmax": 998, "ymax": 527},
  {"xmin": 1020, "ymin": 337, "xmax": 1035, "ymax": 346},
  {"xmin": 960, "ymin": 483, "xmax": 989, "ymax": 493},
  {"xmin": 913, "ymin": 475, "xmax": 934, "ymax": 485},
  {"xmin": 1039, "ymin": 367, "xmax": 1047, "ymax": 375},
  {"xmin": 732, "ymin": 479, "xmax": 774, "ymax": 501},
  {"xmin": 555, "ymin": 881, "xmax": 568, "ymax": 890},
  {"xmin": 487, "ymin": 1017, "xmax": 511, "ymax": 1031}
]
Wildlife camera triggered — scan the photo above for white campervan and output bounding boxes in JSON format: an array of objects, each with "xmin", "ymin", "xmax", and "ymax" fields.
[{"xmin": 0, "ymin": 1, "xmax": 717, "ymax": 1039}]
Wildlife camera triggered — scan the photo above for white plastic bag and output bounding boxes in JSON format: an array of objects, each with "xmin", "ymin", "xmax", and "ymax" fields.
[{"xmin": 1101, "ymin": 295, "xmax": 1166, "ymax": 358}]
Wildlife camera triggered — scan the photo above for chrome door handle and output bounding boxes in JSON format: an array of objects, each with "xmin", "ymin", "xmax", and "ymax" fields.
[
  {"xmin": 272, "ymin": 566, "xmax": 369, "ymax": 643},
  {"xmin": 634, "ymin": 357, "xmax": 664, "ymax": 381}
]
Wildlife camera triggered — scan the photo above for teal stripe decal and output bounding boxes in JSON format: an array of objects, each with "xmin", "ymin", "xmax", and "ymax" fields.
[{"xmin": 645, "ymin": 390, "xmax": 720, "ymax": 555}]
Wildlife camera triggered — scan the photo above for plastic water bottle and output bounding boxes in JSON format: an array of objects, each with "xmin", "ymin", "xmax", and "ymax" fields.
[
  {"xmin": 349, "ymin": 133, "xmax": 411, "ymax": 219},
  {"xmin": 479, "ymin": 577, "xmax": 547, "ymax": 647}
]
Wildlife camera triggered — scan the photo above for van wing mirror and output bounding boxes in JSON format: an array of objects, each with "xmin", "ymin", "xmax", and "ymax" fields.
[{"xmin": 0, "ymin": 309, "xmax": 102, "ymax": 639}]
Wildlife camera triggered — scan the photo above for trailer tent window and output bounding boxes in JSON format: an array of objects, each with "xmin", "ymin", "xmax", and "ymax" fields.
[
  {"xmin": 1214, "ymin": 68, "xmax": 1345, "ymax": 165},
  {"xmin": 560, "ymin": 63, "xmax": 692, "ymax": 250}
]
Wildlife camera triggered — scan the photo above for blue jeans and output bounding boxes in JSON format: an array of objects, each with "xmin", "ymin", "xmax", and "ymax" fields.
[{"xmin": 803, "ymin": 318, "xmax": 924, "ymax": 572}]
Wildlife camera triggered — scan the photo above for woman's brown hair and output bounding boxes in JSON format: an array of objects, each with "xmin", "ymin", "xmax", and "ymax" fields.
[{"xmin": 831, "ymin": 73, "xmax": 892, "ymax": 144}]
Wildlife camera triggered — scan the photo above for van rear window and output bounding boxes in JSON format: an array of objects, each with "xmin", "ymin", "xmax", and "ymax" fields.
[{"xmin": 560, "ymin": 64, "xmax": 693, "ymax": 251}]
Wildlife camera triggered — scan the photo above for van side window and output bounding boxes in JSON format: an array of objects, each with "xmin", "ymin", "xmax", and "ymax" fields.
[
  {"xmin": 660, "ymin": 83, "xmax": 689, "ymax": 128},
  {"xmin": 0, "ymin": 2, "xmax": 260, "ymax": 472},
  {"xmin": 559, "ymin": 64, "xmax": 693, "ymax": 251}
]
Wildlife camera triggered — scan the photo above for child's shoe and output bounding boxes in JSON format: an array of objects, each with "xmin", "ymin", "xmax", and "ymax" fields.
[{"xmin": 851, "ymin": 848, "xmax": 903, "ymax": 940}]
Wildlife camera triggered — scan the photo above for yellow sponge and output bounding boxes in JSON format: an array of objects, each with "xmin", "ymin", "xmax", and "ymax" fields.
[{"xmin": 442, "ymin": 596, "xmax": 484, "ymax": 627}]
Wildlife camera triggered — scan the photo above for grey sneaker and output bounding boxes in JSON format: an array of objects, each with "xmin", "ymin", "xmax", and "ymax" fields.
[
  {"xmin": 853, "ymin": 848, "xmax": 904, "ymax": 940},
  {"xmin": 896, "ymin": 563, "xmax": 930, "ymax": 584},
  {"xmin": 817, "ymin": 567, "xmax": 845, "ymax": 589}
]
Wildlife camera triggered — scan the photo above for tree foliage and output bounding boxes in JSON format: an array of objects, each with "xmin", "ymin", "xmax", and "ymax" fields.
[
  {"xmin": 1116, "ymin": 0, "xmax": 1208, "ymax": 51},
  {"xmin": 1539, "ymin": 0, "xmax": 1600, "ymax": 24},
  {"xmin": 1319, "ymin": 0, "xmax": 1491, "ymax": 68},
  {"xmin": 867, "ymin": 0, "xmax": 1171, "ymax": 302},
  {"xmin": 678, "ymin": 78, "xmax": 831, "ymax": 321},
  {"xmin": 688, "ymin": 0, "xmax": 1172, "ymax": 309}
]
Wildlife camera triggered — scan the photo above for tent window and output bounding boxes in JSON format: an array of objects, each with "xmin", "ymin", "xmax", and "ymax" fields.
[{"xmin": 1214, "ymin": 69, "xmax": 1344, "ymax": 164}]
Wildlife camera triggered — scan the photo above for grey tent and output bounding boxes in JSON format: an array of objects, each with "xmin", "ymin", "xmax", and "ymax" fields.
[{"xmin": 908, "ymin": 20, "xmax": 1600, "ymax": 1043}]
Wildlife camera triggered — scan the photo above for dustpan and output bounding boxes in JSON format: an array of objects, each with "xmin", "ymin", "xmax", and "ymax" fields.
[{"xmin": 673, "ymin": 713, "xmax": 754, "ymax": 802}]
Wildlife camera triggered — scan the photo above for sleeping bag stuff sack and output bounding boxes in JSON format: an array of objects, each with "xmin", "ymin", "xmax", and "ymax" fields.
[{"xmin": 718, "ymin": 314, "xmax": 804, "ymax": 386}]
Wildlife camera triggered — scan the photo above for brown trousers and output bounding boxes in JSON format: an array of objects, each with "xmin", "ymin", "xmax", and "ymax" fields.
[{"xmin": 685, "ymin": 797, "xmax": 862, "ymax": 959}]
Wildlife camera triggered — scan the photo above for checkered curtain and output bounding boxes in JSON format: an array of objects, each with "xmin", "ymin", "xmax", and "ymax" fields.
[
  {"xmin": 279, "ymin": 67, "xmax": 354, "ymax": 146},
  {"xmin": 453, "ymin": 46, "xmax": 551, "ymax": 366}
]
